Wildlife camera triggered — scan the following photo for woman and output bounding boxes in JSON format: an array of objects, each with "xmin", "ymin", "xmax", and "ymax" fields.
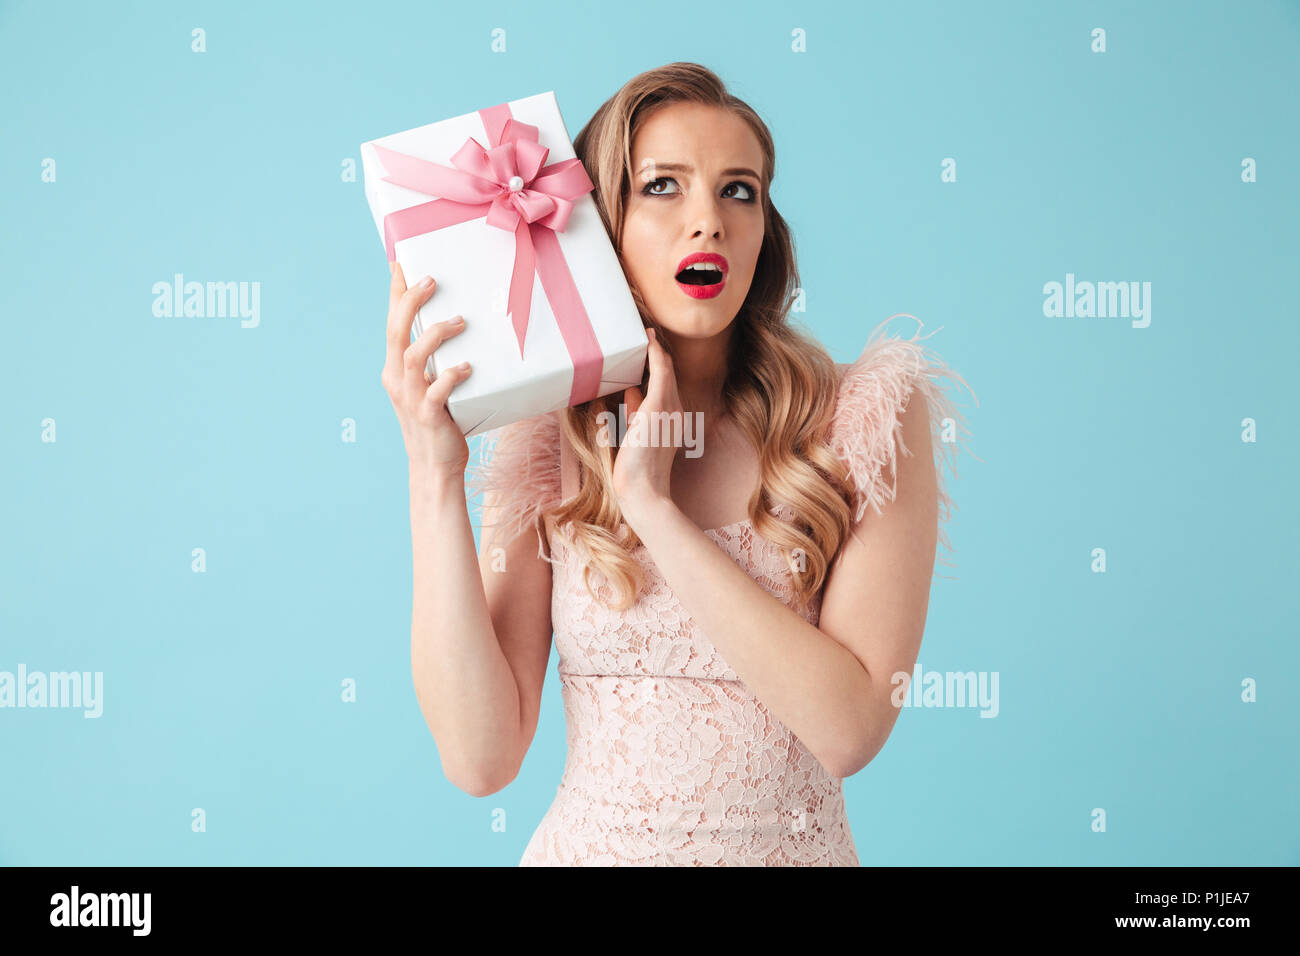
[{"xmin": 381, "ymin": 63, "xmax": 976, "ymax": 866}]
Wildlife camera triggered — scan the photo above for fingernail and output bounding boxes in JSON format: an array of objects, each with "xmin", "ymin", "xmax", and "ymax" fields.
[
  {"xmin": 458, "ymin": 361, "xmax": 471, "ymax": 370},
  {"xmin": 418, "ymin": 275, "xmax": 434, "ymax": 288},
  {"xmin": 450, "ymin": 315, "xmax": 464, "ymax": 326}
]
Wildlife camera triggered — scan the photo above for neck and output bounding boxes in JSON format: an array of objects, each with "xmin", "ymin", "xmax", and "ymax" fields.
[{"xmin": 657, "ymin": 324, "xmax": 732, "ymax": 424}]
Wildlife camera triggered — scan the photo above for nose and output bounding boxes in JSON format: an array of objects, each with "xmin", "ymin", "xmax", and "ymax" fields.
[{"xmin": 687, "ymin": 192, "xmax": 724, "ymax": 241}]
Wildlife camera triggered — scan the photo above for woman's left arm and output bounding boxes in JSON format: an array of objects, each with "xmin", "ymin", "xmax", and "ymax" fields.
[{"xmin": 618, "ymin": 331, "xmax": 938, "ymax": 779}]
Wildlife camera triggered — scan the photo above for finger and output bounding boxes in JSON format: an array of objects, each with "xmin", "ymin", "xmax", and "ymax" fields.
[
  {"xmin": 623, "ymin": 385, "xmax": 643, "ymax": 418},
  {"xmin": 404, "ymin": 314, "xmax": 464, "ymax": 392},
  {"xmin": 424, "ymin": 360, "xmax": 472, "ymax": 410},
  {"xmin": 382, "ymin": 264, "xmax": 408, "ymax": 389},
  {"xmin": 386, "ymin": 274, "xmax": 437, "ymax": 380},
  {"xmin": 621, "ymin": 386, "xmax": 648, "ymax": 447},
  {"xmin": 644, "ymin": 328, "xmax": 674, "ymax": 407},
  {"xmin": 386, "ymin": 263, "xmax": 412, "ymax": 376},
  {"xmin": 388, "ymin": 261, "xmax": 406, "ymax": 315},
  {"xmin": 391, "ymin": 274, "xmax": 435, "ymax": 347}
]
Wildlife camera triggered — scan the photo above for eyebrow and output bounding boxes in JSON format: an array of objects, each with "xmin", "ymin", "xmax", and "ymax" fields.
[{"xmin": 640, "ymin": 161, "xmax": 762, "ymax": 181}]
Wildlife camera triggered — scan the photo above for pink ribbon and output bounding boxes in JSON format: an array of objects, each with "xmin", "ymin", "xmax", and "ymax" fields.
[{"xmin": 372, "ymin": 103, "xmax": 603, "ymax": 407}]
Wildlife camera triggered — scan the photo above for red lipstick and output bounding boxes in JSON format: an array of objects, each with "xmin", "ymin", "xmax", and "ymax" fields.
[{"xmin": 674, "ymin": 252, "xmax": 728, "ymax": 300}]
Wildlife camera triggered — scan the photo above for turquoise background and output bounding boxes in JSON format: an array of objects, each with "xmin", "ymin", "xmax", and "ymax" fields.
[{"xmin": 2, "ymin": 0, "xmax": 1296, "ymax": 865}]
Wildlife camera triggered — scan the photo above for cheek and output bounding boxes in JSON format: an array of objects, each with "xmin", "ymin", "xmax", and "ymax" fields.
[
  {"xmin": 730, "ymin": 209, "xmax": 764, "ymax": 258},
  {"xmin": 620, "ymin": 213, "xmax": 665, "ymax": 286}
]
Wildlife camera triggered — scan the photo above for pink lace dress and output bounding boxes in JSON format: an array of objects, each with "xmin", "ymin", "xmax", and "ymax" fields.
[{"xmin": 467, "ymin": 319, "xmax": 974, "ymax": 866}]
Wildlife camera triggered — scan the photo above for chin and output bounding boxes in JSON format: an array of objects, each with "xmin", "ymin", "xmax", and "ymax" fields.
[
  {"xmin": 654, "ymin": 314, "xmax": 735, "ymax": 340},
  {"xmin": 650, "ymin": 293, "xmax": 743, "ymax": 338}
]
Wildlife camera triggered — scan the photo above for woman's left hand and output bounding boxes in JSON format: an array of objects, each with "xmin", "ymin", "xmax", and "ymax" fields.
[{"xmin": 611, "ymin": 327, "xmax": 682, "ymax": 531}]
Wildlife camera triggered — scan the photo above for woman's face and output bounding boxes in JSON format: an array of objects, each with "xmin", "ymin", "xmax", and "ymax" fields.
[{"xmin": 620, "ymin": 102, "xmax": 766, "ymax": 341}]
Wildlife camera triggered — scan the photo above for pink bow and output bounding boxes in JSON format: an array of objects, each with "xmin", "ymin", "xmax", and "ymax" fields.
[{"xmin": 372, "ymin": 110, "xmax": 598, "ymax": 371}]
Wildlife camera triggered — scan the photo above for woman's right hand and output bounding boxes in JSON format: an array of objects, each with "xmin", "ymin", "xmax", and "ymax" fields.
[{"xmin": 381, "ymin": 262, "xmax": 474, "ymax": 482}]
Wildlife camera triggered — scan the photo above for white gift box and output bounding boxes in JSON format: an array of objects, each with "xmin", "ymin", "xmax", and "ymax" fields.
[{"xmin": 361, "ymin": 91, "xmax": 647, "ymax": 436}]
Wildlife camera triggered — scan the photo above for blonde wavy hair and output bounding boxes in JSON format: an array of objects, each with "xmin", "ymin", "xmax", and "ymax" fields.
[{"xmin": 548, "ymin": 62, "xmax": 857, "ymax": 613}]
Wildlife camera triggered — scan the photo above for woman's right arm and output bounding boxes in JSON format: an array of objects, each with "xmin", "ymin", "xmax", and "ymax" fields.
[{"xmin": 383, "ymin": 264, "xmax": 554, "ymax": 798}]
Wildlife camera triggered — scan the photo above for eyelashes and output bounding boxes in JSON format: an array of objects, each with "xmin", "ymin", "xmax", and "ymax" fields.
[{"xmin": 640, "ymin": 177, "xmax": 758, "ymax": 203}]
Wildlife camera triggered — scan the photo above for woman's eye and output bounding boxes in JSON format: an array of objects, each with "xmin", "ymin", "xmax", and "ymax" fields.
[
  {"xmin": 642, "ymin": 178, "xmax": 757, "ymax": 202},
  {"xmin": 723, "ymin": 181, "xmax": 755, "ymax": 201},
  {"xmin": 644, "ymin": 177, "xmax": 680, "ymax": 196}
]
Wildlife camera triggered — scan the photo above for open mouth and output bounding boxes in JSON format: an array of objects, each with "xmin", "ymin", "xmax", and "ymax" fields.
[
  {"xmin": 673, "ymin": 253, "xmax": 729, "ymax": 298},
  {"xmin": 674, "ymin": 265, "xmax": 725, "ymax": 286}
]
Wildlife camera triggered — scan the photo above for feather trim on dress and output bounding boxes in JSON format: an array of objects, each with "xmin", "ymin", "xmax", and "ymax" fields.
[
  {"xmin": 463, "ymin": 410, "xmax": 564, "ymax": 564},
  {"xmin": 829, "ymin": 314, "xmax": 979, "ymax": 573}
]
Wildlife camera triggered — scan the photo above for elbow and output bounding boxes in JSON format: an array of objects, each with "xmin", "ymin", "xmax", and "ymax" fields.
[
  {"xmin": 826, "ymin": 694, "xmax": 901, "ymax": 778},
  {"xmin": 413, "ymin": 685, "xmax": 520, "ymax": 798},
  {"xmin": 437, "ymin": 730, "xmax": 522, "ymax": 797},
  {"xmin": 823, "ymin": 731, "xmax": 887, "ymax": 780},
  {"xmin": 446, "ymin": 760, "xmax": 517, "ymax": 798},
  {"xmin": 424, "ymin": 717, "xmax": 520, "ymax": 797},
  {"xmin": 824, "ymin": 749, "xmax": 872, "ymax": 781},
  {"xmin": 455, "ymin": 778, "xmax": 507, "ymax": 799},
  {"xmin": 827, "ymin": 751, "xmax": 871, "ymax": 780},
  {"xmin": 826, "ymin": 749, "xmax": 868, "ymax": 780},
  {"xmin": 436, "ymin": 731, "xmax": 521, "ymax": 797}
]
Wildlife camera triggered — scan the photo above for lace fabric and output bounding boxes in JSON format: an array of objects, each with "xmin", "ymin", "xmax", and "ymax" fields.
[{"xmin": 466, "ymin": 317, "xmax": 977, "ymax": 866}]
